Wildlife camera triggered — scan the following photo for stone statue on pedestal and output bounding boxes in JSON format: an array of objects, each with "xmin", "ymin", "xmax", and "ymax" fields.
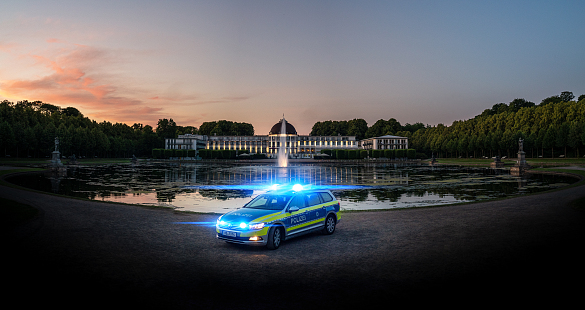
[
  {"xmin": 51, "ymin": 137, "xmax": 63, "ymax": 167},
  {"xmin": 511, "ymin": 137, "xmax": 530, "ymax": 175}
]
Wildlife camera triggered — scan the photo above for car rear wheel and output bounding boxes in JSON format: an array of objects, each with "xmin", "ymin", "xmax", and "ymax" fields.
[
  {"xmin": 323, "ymin": 214, "xmax": 336, "ymax": 235},
  {"xmin": 266, "ymin": 226, "xmax": 283, "ymax": 250}
]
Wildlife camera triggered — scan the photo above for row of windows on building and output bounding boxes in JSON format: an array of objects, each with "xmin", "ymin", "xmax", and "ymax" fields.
[{"xmin": 165, "ymin": 133, "xmax": 408, "ymax": 158}]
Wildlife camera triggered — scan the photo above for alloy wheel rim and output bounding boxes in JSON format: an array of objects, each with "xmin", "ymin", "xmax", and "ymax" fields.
[
  {"xmin": 327, "ymin": 217, "xmax": 335, "ymax": 232},
  {"xmin": 274, "ymin": 229, "xmax": 281, "ymax": 246}
]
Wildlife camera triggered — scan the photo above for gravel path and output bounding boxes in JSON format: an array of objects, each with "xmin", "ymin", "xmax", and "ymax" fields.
[{"xmin": 3, "ymin": 171, "xmax": 585, "ymax": 309}]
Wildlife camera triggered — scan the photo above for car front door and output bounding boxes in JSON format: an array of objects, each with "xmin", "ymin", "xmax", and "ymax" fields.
[{"xmin": 287, "ymin": 194, "xmax": 308, "ymax": 234}]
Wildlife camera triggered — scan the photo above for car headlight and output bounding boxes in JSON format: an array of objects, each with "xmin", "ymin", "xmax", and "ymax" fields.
[{"xmin": 248, "ymin": 222, "xmax": 265, "ymax": 230}]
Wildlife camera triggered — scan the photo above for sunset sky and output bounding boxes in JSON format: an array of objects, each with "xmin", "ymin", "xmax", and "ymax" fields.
[{"xmin": 1, "ymin": 0, "xmax": 584, "ymax": 135}]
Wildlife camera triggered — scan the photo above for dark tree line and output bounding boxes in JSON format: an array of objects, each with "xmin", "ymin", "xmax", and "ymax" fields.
[
  {"xmin": 2, "ymin": 90, "xmax": 584, "ymax": 160},
  {"xmin": 0, "ymin": 100, "xmax": 205, "ymax": 158},
  {"xmin": 0, "ymin": 100, "xmax": 256, "ymax": 159},
  {"xmin": 310, "ymin": 91, "xmax": 585, "ymax": 159},
  {"xmin": 310, "ymin": 118, "xmax": 425, "ymax": 140},
  {"xmin": 409, "ymin": 92, "xmax": 585, "ymax": 158},
  {"xmin": 198, "ymin": 120, "xmax": 254, "ymax": 136}
]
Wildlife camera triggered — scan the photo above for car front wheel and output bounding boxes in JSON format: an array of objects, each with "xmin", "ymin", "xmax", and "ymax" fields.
[{"xmin": 266, "ymin": 226, "xmax": 283, "ymax": 250}]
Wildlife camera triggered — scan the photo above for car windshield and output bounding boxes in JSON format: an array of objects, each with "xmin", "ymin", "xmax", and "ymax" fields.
[{"xmin": 244, "ymin": 194, "xmax": 291, "ymax": 210}]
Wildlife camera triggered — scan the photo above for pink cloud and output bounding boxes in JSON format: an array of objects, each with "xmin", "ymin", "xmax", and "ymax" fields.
[{"xmin": 1, "ymin": 39, "xmax": 254, "ymax": 127}]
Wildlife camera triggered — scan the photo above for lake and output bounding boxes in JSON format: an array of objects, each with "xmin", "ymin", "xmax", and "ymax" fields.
[{"xmin": 7, "ymin": 162, "xmax": 576, "ymax": 213}]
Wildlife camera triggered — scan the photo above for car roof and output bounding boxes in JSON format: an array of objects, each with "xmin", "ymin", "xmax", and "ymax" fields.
[{"xmin": 264, "ymin": 189, "xmax": 331, "ymax": 196}]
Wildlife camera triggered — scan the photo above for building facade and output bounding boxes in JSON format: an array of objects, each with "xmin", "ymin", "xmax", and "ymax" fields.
[
  {"xmin": 165, "ymin": 134, "xmax": 207, "ymax": 150},
  {"xmin": 205, "ymin": 119, "xmax": 358, "ymax": 159},
  {"xmin": 358, "ymin": 135, "xmax": 408, "ymax": 150},
  {"xmin": 164, "ymin": 119, "xmax": 409, "ymax": 158},
  {"xmin": 165, "ymin": 118, "xmax": 359, "ymax": 158}
]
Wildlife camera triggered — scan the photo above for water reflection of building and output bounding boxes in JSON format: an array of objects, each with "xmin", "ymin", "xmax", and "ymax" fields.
[
  {"xmin": 161, "ymin": 164, "xmax": 412, "ymax": 188},
  {"xmin": 165, "ymin": 118, "xmax": 359, "ymax": 159}
]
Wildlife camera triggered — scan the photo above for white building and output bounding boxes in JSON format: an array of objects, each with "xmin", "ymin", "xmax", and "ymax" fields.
[
  {"xmin": 358, "ymin": 135, "xmax": 408, "ymax": 150},
  {"xmin": 205, "ymin": 119, "xmax": 358, "ymax": 159},
  {"xmin": 165, "ymin": 118, "xmax": 359, "ymax": 158},
  {"xmin": 165, "ymin": 134, "xmax": 207, "ymax": 150}
]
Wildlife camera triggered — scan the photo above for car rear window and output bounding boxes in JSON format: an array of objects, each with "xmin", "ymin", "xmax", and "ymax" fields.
[
  {"xmin": 305, "ymin": 192, "xmax": 322, "ymax": 206},
  {"xmin": 319, "ymin": 192, "xmax": 334, "ymax": 203}
]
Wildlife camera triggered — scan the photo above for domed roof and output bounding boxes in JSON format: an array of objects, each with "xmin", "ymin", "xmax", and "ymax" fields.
[{"xmin": 269, "ymin": 119, "xmax": 297, "ymax": 135}]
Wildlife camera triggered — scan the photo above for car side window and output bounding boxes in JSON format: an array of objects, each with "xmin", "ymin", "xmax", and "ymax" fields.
[
  {"xmin": 305, "ymin": 193, "xmax": 322, "ymax": 207},
  {"xmin": 319, "ymin": 192, "xmax": 333, "ymax": 203},
  {"xmin": 288, "ymin": 195, "xmax": 306, "ymax": 210}
]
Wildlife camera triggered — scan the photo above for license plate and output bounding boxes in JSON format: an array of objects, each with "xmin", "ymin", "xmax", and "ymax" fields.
[{"xmin": 221, "ymin": 230, "xmax": 238, "ymax": 237}]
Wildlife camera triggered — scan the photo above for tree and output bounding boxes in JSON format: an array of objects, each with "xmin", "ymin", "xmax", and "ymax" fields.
[
  {"xmin": 559, "ymin": 91, "xmax": 574, "ymax": 102},
  {"xmin": 508, "ymin": 98, "xmax": 535, "ymax": 112},
  {"xmin": 555, "ymin": 122, "xmax": 569, "ymax": 157},
  {"xmin": 457, "ymin": 136, "xmax": 468, "ymax": 158},
  {"xmin": 0, "ymin": 121, "xmax": 15, "ymax": 156},
  {"xmin": 567, "ymin": 121, "xmax": 581, "ymax": 158},
  {"xmin": 540, "ymin": 95, "xmax": 562, "ymax": 106},
  {"xmin": 543, "ymin": 126, "xmax": 556, "ymax": 158},
  {"xmin": 62, "ymin": 106, "xmax": 83, "ymax": 117},
  {"xmin": 156, "ymin": 118, "xmax": 178, "ymax": 139},
  {"xmin": 347, "ymin": 119, "xmax": 368, "ymax": 140}
]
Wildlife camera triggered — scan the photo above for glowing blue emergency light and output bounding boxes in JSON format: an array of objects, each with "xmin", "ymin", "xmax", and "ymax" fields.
[
  {"xmin": 292, "ymin": 184, "xmax": 304, "ymax": 192},
  {"xmin": 184, "ymin": 183, "xmax": 372, "ymax": 192}
]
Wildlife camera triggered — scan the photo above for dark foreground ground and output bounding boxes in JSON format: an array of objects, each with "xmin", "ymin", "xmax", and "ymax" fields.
[{"xmin": 2, "ymin": 172, "xmax": 585, "ymax": 309}]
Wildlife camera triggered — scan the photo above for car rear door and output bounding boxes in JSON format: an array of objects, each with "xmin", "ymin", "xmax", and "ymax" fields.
[{"xmin": 304, "ymin": 192, "xmax": 324, "ymax": 228}]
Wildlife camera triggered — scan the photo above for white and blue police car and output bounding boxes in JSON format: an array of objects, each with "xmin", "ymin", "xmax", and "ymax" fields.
[{"xmin": 216, "ymin": 184, "xmax": 341, "ymax": 249}]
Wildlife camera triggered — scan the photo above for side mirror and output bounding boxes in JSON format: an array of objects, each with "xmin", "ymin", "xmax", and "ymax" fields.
[{"xmin": 288, "ymin": 206, "xmax": 299, "ymax": 213}]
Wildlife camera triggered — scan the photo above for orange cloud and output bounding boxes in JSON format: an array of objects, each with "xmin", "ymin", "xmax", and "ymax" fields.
[
  {"xmin": 1, "ymin": 43, "xmax": 129, "ymax": 110},
  {"xmin": 0, "ymin": 39, "xmax": 254, "ymax": 127},
  {"xmin": 46, "ymin": 38, "xmax": 62, "ymax": 43}
]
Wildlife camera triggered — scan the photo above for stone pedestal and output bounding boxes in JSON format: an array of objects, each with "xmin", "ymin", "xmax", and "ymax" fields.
[
  {"xmin": 51, "ymin": 151, "xmax": 63, "ymax": 166},
  {"xmin": 490, "ymin": 157, "xmax": 504, "ymax": 168},
  {"xmin": 516, "ymin": 150, "xmax": 528, "ymax": 166},
  {"xmin": 511, "ymin": 150, "xmax": 530, "ymax": 175}
]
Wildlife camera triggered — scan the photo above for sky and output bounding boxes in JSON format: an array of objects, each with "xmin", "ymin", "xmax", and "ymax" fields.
[{"xmin": 1, "ymin": 0, "xmax": 584, "ymax": 135}]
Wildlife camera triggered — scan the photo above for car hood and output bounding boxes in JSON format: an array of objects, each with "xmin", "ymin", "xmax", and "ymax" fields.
[{"xmin": 220, "ymin": 208, "xmax": 281, "ymax": 224}]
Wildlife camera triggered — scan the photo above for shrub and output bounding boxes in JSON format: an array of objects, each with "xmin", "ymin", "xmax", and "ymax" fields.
[
  {"xmin": 152, "ymin": 148, "xmax": 163, "ymax": 159},
  {"xmin": 347, "ymin": 149, "xmax": 358, "ymax": 159},
  {"xmin": 395, "ymin": 149, "xmax": 405, "ymax": 158},
  {"xmin": 407, "ymin": 149, "xmax": 416, "ymax": 159},
  {"xmin": 360, "ymin": 150, "xmax": 368, "ymax": 159}
]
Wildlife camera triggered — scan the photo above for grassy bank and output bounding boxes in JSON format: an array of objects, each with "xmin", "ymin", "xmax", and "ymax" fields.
[
  {"xmin": 0, "ymin": 157, "xmax": 136, "ymax": 166},
  {"xmin": 0, "ymin": 168, "xmax": 45, "ymax": 187},
  {"xmin": 0, "ymin": 197, "xmax": 39, "ymax": 230},
  {"xmin": 430, "ymin": 157, "xmax": 585, "ymax": 167}
]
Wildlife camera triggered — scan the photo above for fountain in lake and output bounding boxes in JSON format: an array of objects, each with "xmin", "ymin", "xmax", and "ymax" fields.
[{"xmin": 278, "ymin": 116, "xmax": 288, "ymax": 167}]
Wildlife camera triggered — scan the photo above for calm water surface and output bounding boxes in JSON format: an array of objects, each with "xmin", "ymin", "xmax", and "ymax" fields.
[{"xmin": 7, "ymin": 162, "xmax": 576, "ymax": 212}]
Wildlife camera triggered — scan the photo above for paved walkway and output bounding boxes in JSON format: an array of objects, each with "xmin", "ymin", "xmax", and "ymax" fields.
[{"xmin": 2, "ymin": 169, "xmax": 585, "ymax": 309}]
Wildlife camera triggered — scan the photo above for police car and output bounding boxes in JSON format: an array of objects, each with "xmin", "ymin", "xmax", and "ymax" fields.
[{"xmin": 216, "ymin": 184, "xmax": 341, "ymax": 249}]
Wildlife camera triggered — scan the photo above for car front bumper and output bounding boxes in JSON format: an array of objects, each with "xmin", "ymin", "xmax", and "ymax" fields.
[{"xmin": 216, "ymin": 227, "xmax": 269, "ymax": 246}]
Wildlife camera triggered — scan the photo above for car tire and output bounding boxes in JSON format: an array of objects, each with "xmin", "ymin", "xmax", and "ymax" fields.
[
  {"xmin": 323, "ymin": 214, "xmax": 336, "ymax": 235},
  {"xmin": 266, "ymin": 226, "xmax": 283, "ymax": 250}
]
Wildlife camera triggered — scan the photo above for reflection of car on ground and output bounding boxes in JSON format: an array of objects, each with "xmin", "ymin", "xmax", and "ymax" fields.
[{"xmin": 216, "ymin": 185, "xmax": 341, "ymax": 249}]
